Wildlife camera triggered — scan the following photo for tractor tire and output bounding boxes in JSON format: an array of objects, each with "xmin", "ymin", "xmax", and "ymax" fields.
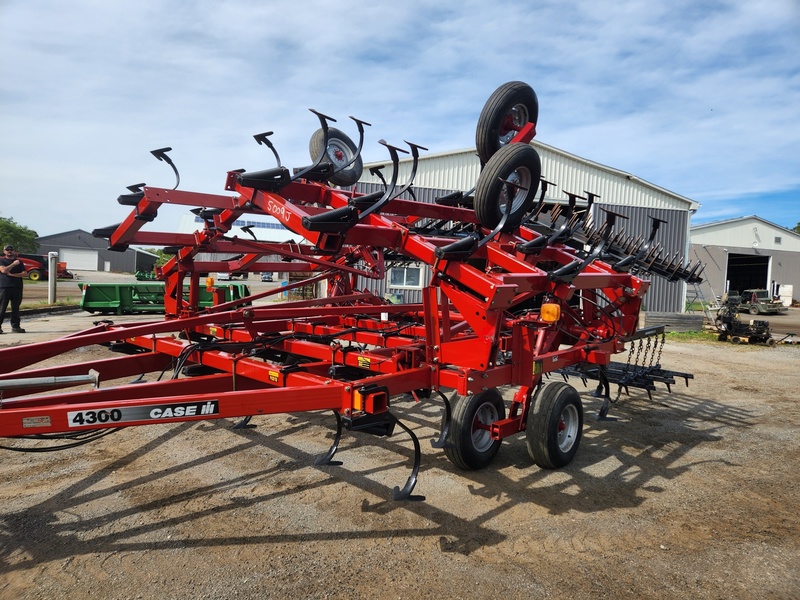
[
  {"xmin": 27, "ymin": 269, "xmax": 43, "ymax": 282},
  {"xmin": 476, "ymin": 81, "xmax": 539, "ymax": 165},
  {"xmin": 748, "ymin": 304, "xmax": 760, "ymax": 315},
  {"xmin": 526, "ymin": 382, "xmax": 583, "ymax": 469},
  {"xmin": 474, "ymin": 143, "xmax": 541, "ymax": 231},
  {"xmin": 308, "ymin": 127, "xmax": 363, "ymax": 187},
  {"xmin": 443, "ymin": 388, "xmax": 505, "ymax": 471}
]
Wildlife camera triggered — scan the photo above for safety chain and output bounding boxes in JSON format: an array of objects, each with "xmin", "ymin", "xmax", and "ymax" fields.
[
  {"xmin": 615, "ymin": 341, "xmax": 637, "ymax": 402},
  {"xmin": 653, "ymin": 331, "xmax": 665, "ymax": 367}
]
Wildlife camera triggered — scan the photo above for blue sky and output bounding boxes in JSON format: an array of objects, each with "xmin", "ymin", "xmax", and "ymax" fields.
[{"xmin": 1, "ymin": 0, "xmax": 799, "ymax": 238}]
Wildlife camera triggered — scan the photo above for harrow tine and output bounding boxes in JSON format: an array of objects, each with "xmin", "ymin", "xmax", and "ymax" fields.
[
  {"xmin": 150, "ymin": 147, "xmax": 180, "ymax": 190},
  {"xmin": 253, "ymin": 131, "xmax": 282, "ymax": 168},
  {"xmin": 429, "ymin": 391, "xmax": 454, "ymax": 449},
  {"xmin": 328, "ymin": 116, "xmax": 371, "ymax": 179},
  {"xmin": 687, "ymin": 261, "xmax": 705, "ymax": 282},
  {"xmin": 667, "ymin": 256, "xmax": 685, "ymax": 281},
  {"xmin": 526, "ymin": 177, "xmax": 555, "ymax": 224},
  {"xmin": 549, "ymin": 203, "xmax": 562, "ymax": 227},
  {"xmin": 390, "ymin": 415, "xmax": 425, "ymax": 501},
  {"xmin": 314, "ymin": 410, "xmax": 344, "ymax": 466},
  {"xmin": 359, "ymin": 140, "xmax": 428, "ymax": 221},
  {"xmin": 292, "ymin": 108, "xmax": 337, "ymax": 181},
  {"xmin": 357, "ymin": 139, "xmax": 406, "ymax": 218}
]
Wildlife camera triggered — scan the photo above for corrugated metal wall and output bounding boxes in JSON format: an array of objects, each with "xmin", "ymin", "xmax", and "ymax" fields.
[{"xmin": 360, "ymin": 141, "xmax": 697, "ymax": 213}]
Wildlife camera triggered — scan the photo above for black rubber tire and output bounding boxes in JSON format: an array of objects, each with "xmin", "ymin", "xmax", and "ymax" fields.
[
  {"xmin": 308, "ymin": 127, "xmax": 363, "ymax": 187},
  {"xmin": 731, "ymin": 336, "xmax": 742, "ymax": 345},
  {"xmin": 443, "ymin": 388, "xmax": 505, "ymax": 471},
  {"xmin": 748, "ymin": 304, "xmax": 760, "ymax": 315},
  {"xmin": 526, "ymin": 382, "xmax": 583, "ymax": 469},
  {"xmin": 476, "ymin": 81, "xmax": 539, "ymax": 165},
  {"xmin": 28, "ymin": 269, "xmax": 42, "ymax": 281},
  {"xmin": 474, "ymin": 143, "xmax": 541, "ymax": 231}
]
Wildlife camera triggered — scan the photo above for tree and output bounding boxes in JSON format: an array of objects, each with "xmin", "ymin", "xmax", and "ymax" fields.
[
  {"xmin": 144, "ymin": 248, "xmax": 171, "ymax": 267},
  {"xmin": 0, "ymin": 217, "xmax": 39, "ymax": 252},
  {"xmin": 794, "ymin": 222, "xmax": 800, "ymax": 234}
]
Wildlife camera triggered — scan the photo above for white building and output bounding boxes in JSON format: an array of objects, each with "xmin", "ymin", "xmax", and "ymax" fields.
[{"xmin": 690, "ymin": 216, "xmax": 800, "ymax": 305}]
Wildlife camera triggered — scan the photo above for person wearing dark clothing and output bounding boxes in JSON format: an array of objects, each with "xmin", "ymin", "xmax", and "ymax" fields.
[{"xmin": 0, "ymin": 244, "xmax": 26, "ymax": 333}]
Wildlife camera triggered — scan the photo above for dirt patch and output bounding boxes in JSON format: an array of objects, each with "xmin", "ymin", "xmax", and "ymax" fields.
[{"xmin": 1, "ymin": 330, "xmax": 799, "ymax": 599}]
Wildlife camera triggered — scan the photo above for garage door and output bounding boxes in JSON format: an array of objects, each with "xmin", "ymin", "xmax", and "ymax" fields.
[{"xmin": 60, "ymin": 248, "xmax": 99, "ymax": 271}]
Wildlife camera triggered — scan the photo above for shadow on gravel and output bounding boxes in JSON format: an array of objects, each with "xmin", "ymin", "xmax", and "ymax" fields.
[{"xmin": 0, "ymin": 385, "xmax": 756, "ymax": 569}]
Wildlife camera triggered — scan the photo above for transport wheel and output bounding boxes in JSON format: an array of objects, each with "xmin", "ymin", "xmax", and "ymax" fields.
[
  {"xmin": 444, "ymin": 388, "xmax": 505, "ymax": 470},
  {"xmin": 731, "ymin": 336, "xmax": 742, "ymax": 344},
  {"xmin": 748, "ymin": 304, "xmax": 760, "ymax": 315},
  {"xmin": 526, "ymin": 382, "xmax": 583, "ymax": 469},
  {"xmin": 308, "ymin": 127, "xmax": 363, "ymax": 187},
  {"xmin": 28, "ymin": 269, "xmax": 42, "ymax": 281},
  {"xmin": 476, "ymin": 81, "xmax": 539, "ymax": 165},
  {"xmin": 767, "ymin": 338, "xmax": 777, "ymax": 347},
  {"xmin": 474, "ymin": 143, "xmax": 541, "ymax": 231}
]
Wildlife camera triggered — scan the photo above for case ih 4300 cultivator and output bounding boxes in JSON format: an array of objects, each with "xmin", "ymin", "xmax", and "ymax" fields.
[{"xmin": 0, "ymin": 82, "xmax": 702, "ymax": 500}]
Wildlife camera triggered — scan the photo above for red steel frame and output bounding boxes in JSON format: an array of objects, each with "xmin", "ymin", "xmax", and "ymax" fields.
[{"xmin": 0, "ymin": 121, "xmax": 660, "ymax": 500}]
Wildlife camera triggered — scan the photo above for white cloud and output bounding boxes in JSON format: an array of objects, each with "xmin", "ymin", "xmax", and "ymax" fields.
[{"xmin": 1, "ymin": 0, "xmax": 799, "ymax": 235}]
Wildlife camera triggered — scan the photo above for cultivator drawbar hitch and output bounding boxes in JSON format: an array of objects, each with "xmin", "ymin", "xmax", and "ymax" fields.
[{"xmin": 0, "ymin": 81, "xmax": 702, "ymax": 500}]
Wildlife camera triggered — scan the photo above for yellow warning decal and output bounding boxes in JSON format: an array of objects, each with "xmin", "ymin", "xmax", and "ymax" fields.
[
  {"xmin": 268, "ymin": 371, "xmax": 279, "ymax": 383},
  {"xmin": 357, "ymin": 356, "xmax": 371, "ymax": 368}
]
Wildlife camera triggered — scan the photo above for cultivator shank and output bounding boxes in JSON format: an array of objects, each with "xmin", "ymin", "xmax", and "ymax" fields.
[{"xmin": 0, "ymin": 82, "xmax": 702, "ymax": 500}]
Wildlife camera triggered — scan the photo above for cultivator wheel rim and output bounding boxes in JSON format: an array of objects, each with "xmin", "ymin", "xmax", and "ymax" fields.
[
  {"xmin": 498, "ymin": 104, "xmax": 530, "ymax": 145},
  {"xmin": 557, "ymin": 404, "xmax": 580, "ymax": 453},
  {"xmin": 499, "ymin": 165, "xmax": 533, "ymax": 214},
  {"xmin": 326, "ymin": 140, "xmax": 351, "ymax": 168},
  {"xmin": 471, "ymin": 402, "xmax": 500, "ymax": 453}
]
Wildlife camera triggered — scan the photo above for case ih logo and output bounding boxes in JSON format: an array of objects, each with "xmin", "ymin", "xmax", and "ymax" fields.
[{"xmin": 67, "ymin": 401, "xmax": 220, "ymax": 428}]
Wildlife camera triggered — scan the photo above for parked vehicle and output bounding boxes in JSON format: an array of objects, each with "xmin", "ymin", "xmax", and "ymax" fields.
[
  {"xmin": 16, "ymin": 254, "xmax": 72, "ymax": 281},
  {"xmin": 716, "ymin": 296, "xmax": 775, "ymax": 346},
  {"xmin": 738, "ymin": 289, "xmax": 787, "ymax": 315},
  {"xmin": 261, "ymin": 272, "xmax": 274, "ymax": 282}
]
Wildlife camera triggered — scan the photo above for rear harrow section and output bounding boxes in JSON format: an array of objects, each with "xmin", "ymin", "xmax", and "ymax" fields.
[{"xmin": 0, "ymin": 81, "xmax": 703, "ymax": 501}]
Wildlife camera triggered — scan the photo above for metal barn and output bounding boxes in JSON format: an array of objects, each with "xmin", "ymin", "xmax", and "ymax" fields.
[
  {"xmin": 690, "ymin": 216, "xmax": 800, "ymax": 305},
  {"xmin": 36, "ymin": 229, "xmax": 157, "ymax": 274}
]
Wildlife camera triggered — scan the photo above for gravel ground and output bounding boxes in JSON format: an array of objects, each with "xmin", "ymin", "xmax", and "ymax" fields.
[{"xmin": 1, "ymin": 297, "xmax": 799, "ymax": 599}]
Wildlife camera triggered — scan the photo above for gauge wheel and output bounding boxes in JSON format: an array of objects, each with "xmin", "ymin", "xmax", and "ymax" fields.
[
  {"xmin": 308, "ymin": 127, "xmax": 363, "ymax": 187},
  {"xmin": 526, "ymin": 382, "xmax": 583, "ymax": 469},
  {"xmin": 474, "ymin": 142, "xmax": 541, "ymax": 231},
  {"xmin": 476, "ymin": 81, "xmax": 539, "ymax": 165},
  {"xmin": 27, "ymin": 269, "xmax": 43, "ymax": 281},
  {"xmin": 443, "ymin": 388, "xmax": 505, "ymax": 471}
]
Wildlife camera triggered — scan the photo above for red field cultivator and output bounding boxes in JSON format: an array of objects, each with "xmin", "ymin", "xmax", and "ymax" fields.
[{"xmin": 0, "ymin": 82, "xmax": 702, "ymax": 500}]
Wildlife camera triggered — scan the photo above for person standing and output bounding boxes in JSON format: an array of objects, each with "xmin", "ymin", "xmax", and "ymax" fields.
[{"xmin": 0, "ymin": 244, "xmax": 26, "ymax": 333}]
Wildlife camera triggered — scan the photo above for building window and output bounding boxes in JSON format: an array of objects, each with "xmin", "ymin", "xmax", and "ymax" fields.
[
  {"xmin": 389, "ymin": 265, "xmax": 423, "ymax": 289},
  {"xmin": 774, "ymin": 236, "xmax": 782, "ymax": 244}
]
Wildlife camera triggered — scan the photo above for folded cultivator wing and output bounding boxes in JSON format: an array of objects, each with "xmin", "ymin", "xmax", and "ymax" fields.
[{"xmin": 0, "ymin": 82, "xmax": 702, "ymax": 500}]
